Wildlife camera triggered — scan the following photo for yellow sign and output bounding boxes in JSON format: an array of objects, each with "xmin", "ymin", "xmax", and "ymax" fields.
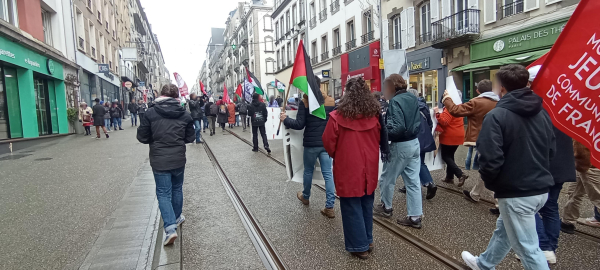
[{"xmin": 379, "ymin": 59, "xmax": 384, "ymax": 69}]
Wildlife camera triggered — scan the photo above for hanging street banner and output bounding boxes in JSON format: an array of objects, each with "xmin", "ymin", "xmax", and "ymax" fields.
[
  {"xmin": 532, "ymin": 0, "xmax": 600, "ymax": 167},
  {"xmin": 243, "ymin": 79, "xmax": 253, "ymax": 102},
  {"xmin": 173, "ymin": 72, "xmax": 189, "ymax": 97}
]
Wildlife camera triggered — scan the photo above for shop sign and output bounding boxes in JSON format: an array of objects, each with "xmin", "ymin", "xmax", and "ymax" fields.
[
  {"xmin": 379, "ymin": 59, "xmax": 384, "ymax": 70},
  {"xmin": 0, "ymin": 35, "xmax": 63, "ymax": 79},
  {"xmin": 322, "ymin": 70, "xmax": 330, "ymax": 78},
  {"xmin": 409, "ymin": 58, "xmax": 430, "ymax": 71},
  {"xmin": 138, "ymin": 81, "xmax": 145, "ymax": 87},
  {"xmin": 124, "ymin": 81, "xmax": 133, "ymax": 88},
  {"xmin": 98, "ymin": 64, "xmax": 109, "ymax": 74},
  {"xmin": 471, "ymin": 19, "xmax": 568, "ymax": 62}
]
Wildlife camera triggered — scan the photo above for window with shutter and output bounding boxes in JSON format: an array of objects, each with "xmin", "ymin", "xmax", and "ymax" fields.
[
  {"xmin": 407, "ymin": 7, "xmax": 415, "ymax": 48},
  {"xmin": 468, "ymin": 0, "xmax": 478, "ymax": 9},
  {"xmin": 441, "ymin": 0, "xmax": 451, "ymax": 18},
  {"xmin": 524, "ymin": 0, "xmax": 539, "ymax": 12},
  {"xmin": 431, "ymin": 0, "xmax": 440, "ymax": 22},
  {"xmin": 382, "ymin": 19, "xmax": 389, "ymax": 50},
  {"xmin": 393, "ymin": 16, "xmax": 401, "ymax": 49},
  {"xmin": 400, "ymin": 10, "xmax": 408, "ymax": 49},
  {"xmin": 484, "ymin": 0, "xmax": 496, "ymax": 24}
]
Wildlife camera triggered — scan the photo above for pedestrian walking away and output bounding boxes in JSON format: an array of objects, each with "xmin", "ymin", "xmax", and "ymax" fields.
[
  {"xmin": 322, "ymin": 77, "xmax": 390, "ymax": 259},
  {"xmin": 227, "ymin": 101, "xmax": 236, "ymax": 128},
  {"xmin": 375, "ymin": 74, "xmax": 423, "ymax": 229},
  {"xmin": 398, "ymin": 89, "xmax": 437, "ymax": 200},
  {"xmin": 280, "ymin": 75, "xmax": 336, "ymax": 218},
  {"xmin": 248, "ymin": 93, "xmax": 270, "ymax": 153},
  {"xmin": 434, "ymin": 103, "xmax": 467, "ymax": 187},
  {"xmin": 79, "ymin": 102, "xmax": 93, "ymax": 135},
  {"xmin": 237, "ymin": 101, "xmax": 249, "ymax": 131},
  {"xmin": 188, "ymin": 93, "xmax": 204, "ymax": 144},
  {"xmin": 206, "ymin": 97, "xmax": 217, "ymax": 136},
  {"xmin": 128, "ymin": 99, "xmax": 140, "ymax": 126},
  {"xmin": 137, "ymin": 84, "xmax": 195, "ymax": 246},
  {"xmin": 92, "ymin": 98, "xmax": 109, "ymax": 139},
  {"xmin": 461, "ymin": 64, "xmax": 555, "ymax": 270},
  {"xmin": 441, "ymin": 79, "xmax": 499, "ymax": 204},
  {"xmin": 216, "ymin": 97, "xmax": 229, "ymax": 132}
]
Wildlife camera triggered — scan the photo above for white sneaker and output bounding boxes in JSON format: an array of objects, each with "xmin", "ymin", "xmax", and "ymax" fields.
[
  {"xmin": 544, "ymin": 250, "xmax": 557, "ymax": 264},
  {"xmin": 577, "ymin": 217, "xmax": 600, "ymax": 228},
  {"xmin": 461, "ymin": 251, "xmax": 481, "ymax": 270},
  {"xmin": 163, "ymin": 231, "xmax": 178, "ymax": 246},
  {"xmin": 176, "ymin": 214, "xmax": 185, "ymax": 226}
]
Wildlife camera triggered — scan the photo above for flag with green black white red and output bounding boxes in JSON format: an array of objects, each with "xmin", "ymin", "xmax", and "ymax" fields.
[
  {"xmin": 246, "ymin": 67, "xmax": 268, "ymax": 101},
  {"xmin": 289, "ymin": 40, "xmax": 325, "ymax": 119}
]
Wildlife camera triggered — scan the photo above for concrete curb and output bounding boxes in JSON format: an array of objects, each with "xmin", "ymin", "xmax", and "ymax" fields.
[{"xmin": 150, "ymin": 217, "xmax": 182, "ymax": 270}]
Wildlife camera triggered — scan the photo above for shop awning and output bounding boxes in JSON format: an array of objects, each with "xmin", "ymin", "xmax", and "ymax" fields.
[{"xmin": 452, "ymin": 49, "xmax": 550, "ymax": 72}]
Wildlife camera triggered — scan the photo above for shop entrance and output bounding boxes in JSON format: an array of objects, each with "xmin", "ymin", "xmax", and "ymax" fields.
[
  {"xmin": 34, "ymin": 77, "xmax": 58, "ymax": 136},
  {"xmin": 409, "ymin": 70, "xmax": 438, "ymax": 108},
  {"xmin": 0, "ymin": 66, "xmax": 20, "ymax": 139}
]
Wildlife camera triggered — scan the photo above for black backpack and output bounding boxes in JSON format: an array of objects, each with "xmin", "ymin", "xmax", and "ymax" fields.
[
  {"xmin": 238, "ymin": 102, "xmax": 248, "ymax": 114},
  {"xmin": 210, "ymin": 104, "xmax": 219, "ymax": 115}
]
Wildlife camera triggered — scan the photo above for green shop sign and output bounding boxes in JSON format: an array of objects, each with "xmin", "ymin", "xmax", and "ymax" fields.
[
  {"xmin": 471, "ymin": 19, "xmax": 568, "ymax": 62},
  {"xmin": 0, "ymin": 35, "xmax": 63, "ymax": 79}
]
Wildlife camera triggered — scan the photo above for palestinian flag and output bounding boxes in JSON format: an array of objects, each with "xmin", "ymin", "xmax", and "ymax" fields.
[
  {"xmin": 235, "ymin": 84, "xmax": 243, "ymax": 100},
  {"xmin": 289, "ymin": 40, "xmax": 325, "ymax": 119},
  {"xmin": 246, "ymin": 67, "xmax": 267, "ymax": 101},
  {"xmin": 275, "ymin": 79, "xmax": 285, "ymax": 92}
]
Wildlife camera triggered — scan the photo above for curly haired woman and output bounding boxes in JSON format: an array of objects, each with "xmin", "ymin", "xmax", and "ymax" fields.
[{"xmin": 322, "ymin": 77, "xmax": 389, "ymax": 259}]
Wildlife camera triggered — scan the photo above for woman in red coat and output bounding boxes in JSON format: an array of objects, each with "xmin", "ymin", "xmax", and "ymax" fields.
[
  {"xmin": 227, "ymin": 102, "xmax": 236, "ymax": 128},
  {"xmin": 322, "ymin": 77, "xmax": 390, "ymax": 260},
  {"xmin": 434, "ymin": 106, "xmax": 467, "ymax": 186}
]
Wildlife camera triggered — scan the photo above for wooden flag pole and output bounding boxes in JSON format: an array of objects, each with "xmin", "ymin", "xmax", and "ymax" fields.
[{"xmin": 276, "ymin": 84, "xmax": 292, "ymax": 136}]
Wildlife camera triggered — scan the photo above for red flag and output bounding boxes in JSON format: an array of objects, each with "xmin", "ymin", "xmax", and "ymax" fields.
[
  {"xmin": 235, "ymin": 84, "xmax": 242, "ymax": 99},
  {"xmin": 223, "ymin": 82, "xmax": 231, "ymax": 104},
  {"xmin": 173, "ymin": 72, "xmax": 189, "ymax": 97},
  {"xmin": 200, "ymin": 81, "xmax": 207, "ymax": 95},
  {"xmin": 531, "ymin": 0, "xmax": 600, "ymax": 167}
]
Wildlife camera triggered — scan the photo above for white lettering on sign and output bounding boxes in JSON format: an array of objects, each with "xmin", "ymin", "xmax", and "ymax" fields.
[
  {"xmin": 347, "ymin": 73, "xmax": 365, "ymax": 81},
  {"xmin": 25, "ymin": 58, "xmax": 41, "ymax": 68},
  {"xmin": 504, "ymin": 23, "xmax": 566, "ymax": 50},
  {"xmin": 0, "ymin": 48, "xmax": 15, "ymax": 59}
]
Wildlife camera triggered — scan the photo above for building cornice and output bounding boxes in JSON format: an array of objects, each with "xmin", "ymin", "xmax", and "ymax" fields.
[{"xmin": 272, "ymin": 0, "xmax": 291, "ymax": 18}]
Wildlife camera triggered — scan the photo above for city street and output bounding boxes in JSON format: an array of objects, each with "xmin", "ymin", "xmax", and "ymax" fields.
[{"xmin": 2, "ymin": 125, "xmax": 599, "ymax": 269}]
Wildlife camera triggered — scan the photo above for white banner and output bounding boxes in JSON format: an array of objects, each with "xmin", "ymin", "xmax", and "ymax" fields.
[
  {"xmin": 425, "ymin": 108, "xmax": 444, "ymax": 171},
  {"xmin": 382, "ymin": 49, "xmax": 409, "ymax": 81},
  {"xmin": 265, "ymin": 107, "xmax": 283, "ymax": 140},
  {"xmin": 173, "ymin": 72, "xmax": 189, "ymax": 97}
]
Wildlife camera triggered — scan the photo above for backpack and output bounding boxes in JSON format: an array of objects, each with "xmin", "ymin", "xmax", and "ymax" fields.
[
  {"xmin": 210, "ymin": 104, "xmax": 219, "ymax": 115},
  {"xmin": 238, "ymin": 102, "xmax": 248, "ymax": 114},
  {"xmin": 418, "ymin": 111, "xmax": 436, "ymax": 153},
  {"xmin": 219, "ymin": 104, "xmax": 227, "ymax": 115}
]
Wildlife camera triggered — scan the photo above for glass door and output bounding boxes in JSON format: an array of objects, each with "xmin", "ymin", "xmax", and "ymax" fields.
[
  {"xmin": 34, "ymin": 78, "xmax": 51, "ymax": 135},
  {"xmin": 455, "ymin": 0, "xmax": 469, "ymax": 32},
  {"xmin": 0, "ymin": 66, "xmax": 7, "ymax": 139}
]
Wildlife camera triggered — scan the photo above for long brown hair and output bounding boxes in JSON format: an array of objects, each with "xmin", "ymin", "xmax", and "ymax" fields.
[{"xmin": 337, "ymin": 77, "xmax": 380, "ymax": 119}]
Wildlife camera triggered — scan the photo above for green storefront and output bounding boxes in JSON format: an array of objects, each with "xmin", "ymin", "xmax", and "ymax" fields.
[
  {"xmin": 453, "ymin": 19, "xmax": 568, "ymax": 99},
  {"xmin": 0, "ymin": 34, "xmax": 68, "ymax": 140}
]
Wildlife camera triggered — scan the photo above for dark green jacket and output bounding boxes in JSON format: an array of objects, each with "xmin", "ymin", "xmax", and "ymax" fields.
[{"xmin": 385, "ymin": 91, "xmax": 421, "ymax": 142}]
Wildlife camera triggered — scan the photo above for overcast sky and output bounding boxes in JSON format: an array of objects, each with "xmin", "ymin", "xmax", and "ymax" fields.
[{"xmin": 141, "ymin": 0, "xmax": 244, "ymax": 86}]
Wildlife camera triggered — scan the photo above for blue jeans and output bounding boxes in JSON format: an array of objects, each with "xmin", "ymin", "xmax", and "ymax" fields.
[
  {"xmin": 465, "ymin": 146, "xmax": 479, "ymax": 170},
  {"xmin": 131, "ymin": 113, "xmax": 138, "ymax": 125},
  {"xmin": 302, "ymin": 146, "xmax": 335, "ymax": 209},
  {"xmin": 380, "ymin": 138, "xmax": 422, "ymax": 216},
  {"xmin": 104, "ymin": 119, "xmax": 111, "ymax": 131},
  {"xmin": 203, "ymin": 116, "xmax": 209, "ymax": 129},
  {"xmin": 112, "ymin": 117, "xmax": 119, "ymax": 129},
  {"xmin": 478, "ymin": 194, "xmax": 549, "ymax": 270},
  {"xmin": 340, "ymin": 193, "xmax": 374, "ymax": 252},
  {"xmin": 194, "ymin": 120, "xmax": 202, "ymax": 143},
  {"xmin": 153, "ymin": 166, "xmax": 185, "ymax": 234},
  {"xmin": 419, "ymin": 152, "xmax": 434, "ymax": 186},
  {"xmin": 235, "ymin": 114, "xmax": 240, "ymax": 126},
  {"xmin": 535, "ymin": 183, "xmax": 563, "ymax": 251}
]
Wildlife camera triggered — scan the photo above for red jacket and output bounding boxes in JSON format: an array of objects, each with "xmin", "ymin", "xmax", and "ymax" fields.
[
  {"xmin": 322, "ymin": 111, "xmax": 381, "ymax": 197},
  {"xmin": 436, "ymin": 108, "xmax": 465, "ymax": 146}
]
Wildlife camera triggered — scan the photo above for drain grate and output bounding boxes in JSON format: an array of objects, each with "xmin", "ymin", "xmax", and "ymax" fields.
[{"xmin": 0, "ymin": 154, "xmax": 31, "ymax": 161}]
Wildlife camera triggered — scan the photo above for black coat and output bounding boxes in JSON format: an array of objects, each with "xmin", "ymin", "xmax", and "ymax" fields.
[
  {"xmin": 188, "ymin": 99, "xmax": 203, "ymax": 120},
  {"xmin": 477, "ymin": 88, "xmax": 556, "ymax": 198},
  {"xmin": 92, "ymin": 104, "xmax": 105, "ymax": 126},
  {"xmin": 205, "ymin": 102, "xmax": 215, "ymax": 117},
  {"xmin": 109, "ymin": 106, "xmax": 122, "ymax": 119},
  {"xmin": 549, "ymin": 126, "xmax": 576, "ymax": 184},
  {"xmin": 248, "ymin": 100, "xmax": 268, "ymax": 126},
  {"xmin": 137, "ymin": 97, "xmax": 195, "ymax": 171},
  {"xmin": 128, "ymin": 103, "xmax": 139, "ymax": 114},
  {"xmin": 138, "ymin": 103, "xmax": 148, "ymax": 114},
  {"xmin": 283, "ymin": 100, "xmax": 334, "ymax": 148}
]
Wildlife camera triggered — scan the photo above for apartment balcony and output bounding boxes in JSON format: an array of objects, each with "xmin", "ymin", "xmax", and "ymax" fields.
[
  {"xmin": 361, "ymin": 31, "xmax": 374, "ymax": 45},
  {"xmin": 432, "ymin": 9, "xmax": 480, "ymax": 49},
  {"xmin": 309, "ymin": 16, "xmax": 316, "ymax": 29},
  {"xmin": 345, "ymin": 39, "xmax": 356, "ymax": 51},
  {"xmin": 321, "ymin": 51, "xmax": 329, "ymax": 62},
  {"xmin": 311, "ymin": 56, "xmax": 318, "ymax": 65},
  {"xmin": 332, "ymin": 45, "xmax": 342, "ymax": 56},
  {"xmin": 503, "ymin": 0, "xmax": 524, "ymax": 18},
  {"xmin": 319, "ymin": 9, "xmax": 327, "ymax": 22},
  {"xmin": 119, "ymin": 65, "xmax": 138, "ymax": 87},
  {"xmin": 330, "ymin": 0, "xmax": 340, "ymax": 15},
  {"xmin": 418, "ymin": 32, "xmax": 432, "ymax": 45}
]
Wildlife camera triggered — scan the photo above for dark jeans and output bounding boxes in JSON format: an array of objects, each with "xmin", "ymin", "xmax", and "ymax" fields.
[
  {"xmin": 340, "ymin": 193, "xmax": 374, "ymax": 252},
  {"xmin": 535, "ymin": 183, "xmax": 564, "ymax": 251},
  {"xmin": 152, "ymin": 166, "xmax": 185, "ymax": 234},
  {"xmin": 203, "ymin": 116, "xmax": 209, "ymax": 129},
  {"xmin": 193, "ymin": 120, "xmax": 202, "ymax": 143},
  {"xmin": 131, "ymin": 113, "xmax": 138, "ymax": 125},
  {"xmin": 419, "ymin": 152, "xmax": 434, "ymax": 186},
  {"xmin": 252, "ymin": 125, "xmax": 269, "ymax": 150},
  {"xmin": 440, "ymin": 144, "xmax": 462, "ymax": 179},
  {"xmin": 112, "ymin": 117, "xmax": 120, "ymax": 130},
  {"xmin": 240, "ymin": 114, "xmax": 247, "ymax": 129}
]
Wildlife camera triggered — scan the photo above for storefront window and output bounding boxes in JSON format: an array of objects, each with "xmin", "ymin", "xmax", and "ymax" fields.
[
  {"xmin": 0, "ymin": 66, "xmax": 7, "ymax": 139},
  {"xmin": 409, "ymin": 70, "xmax": 438, "ymax": 108}
]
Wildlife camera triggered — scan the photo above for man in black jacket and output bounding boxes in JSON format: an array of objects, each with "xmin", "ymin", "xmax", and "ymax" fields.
[
  {"xmin": 188, "ymin": 93, "xmax": 203, "ymax": 143},
  {"xmin": 461, "ymin": 64, "xmax": 555, "ymax": 270},
  {"xmin": 128, "ymin": 99, "xmax": 139, "ymax": 126},
  {"xmin": 137, "ymin": 84, "xmax": 195, "ymax": 246},
  {"xmin": 280, "ymin": 76, "xmax": 336, "ymax": 218},
  {"xmin": 248, "ymin": 93, "xmax": 270, "ymax": 153}
]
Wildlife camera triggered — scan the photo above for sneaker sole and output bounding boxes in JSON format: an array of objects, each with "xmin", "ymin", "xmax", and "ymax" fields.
[{"xmin": 164, "ymin": 234, "xmax": 178, "ymax": 246}]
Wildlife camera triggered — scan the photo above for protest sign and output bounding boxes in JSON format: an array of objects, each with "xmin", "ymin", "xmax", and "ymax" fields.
[
  {"xmin": 445, "ymin": 76, "xmax": 462, "ymax": 105},
  {"xmin": 532, "ymin": 0, "xmax": 600, "ymax": 167},
  {"xmin": 265, "ymin": 107, "xmax": 283, "ymax": 140}
]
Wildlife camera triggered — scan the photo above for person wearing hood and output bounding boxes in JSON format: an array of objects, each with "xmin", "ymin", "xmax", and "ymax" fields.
[
  {"xmin": 248, "ymin": 93, "xmax": 270, "ymax": 153},
  {"xmin": 137, "ymin": 84, "xmax": 195, "ymax": 246},
  {"xmin": 441, "ymin": 79, "xmax": 499, "ymax": 206},
  {"xmin": 461, "ymin": 64, "xmax": 555, "ymax": 270},
  {"xmin": 205, "ymin": 97, "xmax": 217, "ymax": 135},
  {"xmin": 374, "ymin": 74, "xmax": 423, "ymax": 229},
  {"xmin": 280, "ymin": 75, "xmax": 336, "ymax": 218},
  {"xmin": 322, "ymin": 77, "xmax": 390, "ymax": 259},
  {"xmin": 79, "ymin": 102, "xmax": 93, "ymax": 135},
  {"xmin": 188, "ymin": 93, "xmax": 204, "ymax": 144}
]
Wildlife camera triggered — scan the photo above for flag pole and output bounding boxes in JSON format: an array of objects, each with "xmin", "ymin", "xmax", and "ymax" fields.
[{"xmin": 276, "ymin": 84, "xmax": 292, "ymax": 136}]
